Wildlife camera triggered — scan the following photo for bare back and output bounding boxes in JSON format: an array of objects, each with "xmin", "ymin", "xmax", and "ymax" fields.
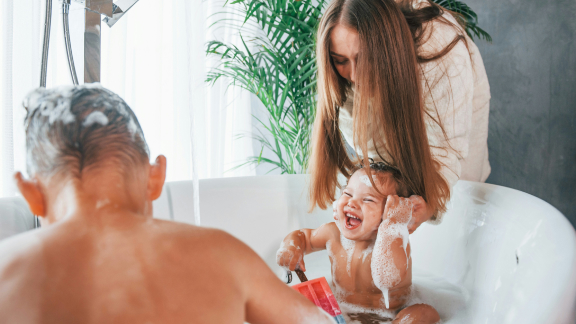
[{"xmin": 0, "ymin": 213, "xmax": 331, "ymax": 324}]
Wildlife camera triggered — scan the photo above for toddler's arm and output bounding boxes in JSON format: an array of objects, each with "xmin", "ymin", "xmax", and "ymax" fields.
[
  {"xmin": 371, "ymin": 195, "xmax": 412, "ymax": 308},
  {"xmin": 276, "ymin": 223, "xmax": 337, "ymax": 272}
]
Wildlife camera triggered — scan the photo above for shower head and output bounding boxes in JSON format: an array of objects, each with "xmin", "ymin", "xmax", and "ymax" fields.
[
  {"xmin": 74, "ymin": 0, "xmax": 140, "ymax": 27},
  {"xmin": 103, "ymin": 0, "xmax": 141, "ymax": 27}
]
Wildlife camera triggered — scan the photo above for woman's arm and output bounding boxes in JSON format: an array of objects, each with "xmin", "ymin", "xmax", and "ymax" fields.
[{"xmin": 416, "ymin": 17, "xmax": 476, "ymax": 226}]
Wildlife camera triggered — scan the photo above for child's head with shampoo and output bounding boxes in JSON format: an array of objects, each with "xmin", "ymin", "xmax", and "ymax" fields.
[
  {"xmin": 17, "ymin": 84, "xmax": 166, "ymax": 221},
  {"xmin": 335, "ymin": 160, "xmax": 413, "ymax": 241},
  {"xmin": 23, "ymin": 84, "xmax": 150, "ymax": 179}
]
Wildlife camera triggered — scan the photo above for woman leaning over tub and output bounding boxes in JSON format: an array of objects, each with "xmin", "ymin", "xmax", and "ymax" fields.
[{"xmin": 309, "ymin": 0, "xmax": 491, "ymax": 231}]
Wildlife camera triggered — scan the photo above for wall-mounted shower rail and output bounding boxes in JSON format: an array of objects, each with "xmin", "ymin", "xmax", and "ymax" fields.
[{"xmin": 63, "ymin": 0, "xmax": 79, "ymax": 85}]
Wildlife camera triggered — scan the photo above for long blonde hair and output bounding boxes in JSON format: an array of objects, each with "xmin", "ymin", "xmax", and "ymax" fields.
[{"xmin": 309, "ymin": 0, "xmax": 465, "ymax": 213}]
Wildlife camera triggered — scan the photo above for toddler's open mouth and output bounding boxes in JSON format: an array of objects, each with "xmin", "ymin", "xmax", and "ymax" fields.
[{"xmin": 345, "ymin": 212, "xmax": 362, "ymax": 229}]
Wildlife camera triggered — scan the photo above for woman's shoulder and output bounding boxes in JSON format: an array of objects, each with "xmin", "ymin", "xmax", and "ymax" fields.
[{"xmin": 418, "ymin": 9, "xmax": 468, "ymax": 59}]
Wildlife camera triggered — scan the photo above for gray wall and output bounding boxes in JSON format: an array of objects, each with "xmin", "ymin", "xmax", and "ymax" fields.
[{"xmin": 466, "ymin": 0, "xmax": 576, "ymax": 226}]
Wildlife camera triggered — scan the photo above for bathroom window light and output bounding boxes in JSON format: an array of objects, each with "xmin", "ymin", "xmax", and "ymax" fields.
[{"xmin": 0, "ymin": 0, "xmax": 259, "ymax": 199}]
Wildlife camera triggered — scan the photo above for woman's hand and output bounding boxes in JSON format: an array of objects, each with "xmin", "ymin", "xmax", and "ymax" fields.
[
  {"xmin": 276, "ymin": 237, "xmax": 306, "ymax": 272},
  {"xmin": 407, "ymin": 195, "xmax": 435, "ymax": 234}
]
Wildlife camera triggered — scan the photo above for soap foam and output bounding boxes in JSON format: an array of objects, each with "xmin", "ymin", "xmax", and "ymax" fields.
[
  {"xmin": 340, "ymin": 234, "xmax": 356, "ymax": 276},
  {"xmin": 326, "ymin": 240, "xmax": 342, "ymax": 285},
  {"xmin": 276, "ymin": 240, "xmax": 296, "ymax": 271},
  {"xmin": 24, "ymin": 83, "xmax": 140, "ymax": 136},
  {"xmin": 335, "ymin": 296, "xmax": 395, "ymax": 323},
  {"xmin": 23, "ymin": 84, "xmax": 146, "ymax": 176},
  {"xmin": 332, "ymin": 275, "xmax": 464, "ymax": 323},
  {"xmin": 328, "ymin": 272, "xmax": 351, "ymax": 302},
  {"xmin": 371, "ymin": 198, "xmax": 413, "ymax": 309},
  {"xmin": 95, "ymin": 199, "xmax": 110, "ymax": 209},
  {"xmin": 361, "ymin": 243, "xmax": 374, "ymax": 263},
  {"xmin": 83, "ymin": 111, "xmax": 109, "ymax": 127},
  {"xmin": 25, "ymin": 86, "xmax": 77, "ymax": 126},
  {"xmin": 359, "ymin": 175, "xmax": 377, "ymax": 187}
]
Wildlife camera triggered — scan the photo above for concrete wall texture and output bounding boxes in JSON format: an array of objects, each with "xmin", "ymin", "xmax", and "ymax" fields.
[{"xmin": 466, "ymin": 0, "xmax": 576, "ymax": 226}]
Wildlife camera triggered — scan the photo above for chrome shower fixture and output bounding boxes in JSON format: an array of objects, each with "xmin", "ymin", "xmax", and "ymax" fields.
[
  {"xmin": 40, "ymin": 0, "xmax": 52, "ymax": 87},
  {"xmin": 74, "ymin": 0, "xmax": 140, "ymax": 27},
  {"xmin": 40, "ymin": 0, "xmax": 141, "ymax": 85},
  {"xmin": 63, "ymin": 0, "xmax": 79, "ymax": 85}
]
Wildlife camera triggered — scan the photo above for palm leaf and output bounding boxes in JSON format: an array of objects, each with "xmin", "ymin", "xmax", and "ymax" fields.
[{"xmin": 432, "ymin": 0, "xmax": 492, "ymax": 43}]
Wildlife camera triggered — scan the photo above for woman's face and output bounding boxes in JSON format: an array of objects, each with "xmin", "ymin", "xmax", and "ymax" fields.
[{"xmin": 329, "ymin": 24, "xmax": 360, "ymax": 83}]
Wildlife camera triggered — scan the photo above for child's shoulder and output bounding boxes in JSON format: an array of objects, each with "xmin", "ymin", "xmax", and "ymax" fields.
[
  {"xmin": 151, "ymin": 219, "xmax": 258, "ymax": 260},
  {"xmin": 0, "ymin": 228, "xmax": 48, "ymax": 284},
  {"xmin": 315, "ymin": 222, "xmax": 342, "ymax": 240},
  {"xmin": 323, "ymin": 221, "xmax": 340, "ymax": 233},
  {"xmin": 152, "ymin": 219, "xmax": 238, "ymax": 245}
]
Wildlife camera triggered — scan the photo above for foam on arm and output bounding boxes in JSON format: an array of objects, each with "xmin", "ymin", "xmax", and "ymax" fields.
[{"xmin": 371, "ymin": 199, "xmax": 412, "ymax": 309}]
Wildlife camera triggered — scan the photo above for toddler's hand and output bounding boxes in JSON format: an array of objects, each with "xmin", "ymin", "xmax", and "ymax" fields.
[
  {"xmin": 383, "ymin": 195, "xmax": 412, "ymax": 224},
  {"xmin": 276, "ymin": 240, "xmax": 306, "ymax": 272}
]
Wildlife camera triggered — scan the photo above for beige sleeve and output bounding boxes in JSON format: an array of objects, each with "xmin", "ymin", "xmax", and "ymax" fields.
[{"xmin": 419, "ymin": 20, "xmax": 475, "ymax": 224}]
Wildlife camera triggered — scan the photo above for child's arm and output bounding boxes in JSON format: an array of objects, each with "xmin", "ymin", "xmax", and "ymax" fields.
[
  {"xmin": 276, "ymin": 222, "xmax": 337, "ymax": 272},
  {"xmin": 371, "ymin": 195, "xmax": 412, "ymax": 308}
]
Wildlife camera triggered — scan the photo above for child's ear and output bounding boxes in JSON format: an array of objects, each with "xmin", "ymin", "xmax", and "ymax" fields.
[
  {"xmin": 14, "ymin": 172, "xmax": 46, "ymax": 217},
  {"xmin": 147, "ymin": 155, "xmax": 167, "ymax": 201}
]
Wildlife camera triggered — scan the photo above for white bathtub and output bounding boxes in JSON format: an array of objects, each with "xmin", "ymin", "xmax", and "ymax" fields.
[{"xmin": 2, "ymin": 175, "xmax": 575, "ymax": 323}]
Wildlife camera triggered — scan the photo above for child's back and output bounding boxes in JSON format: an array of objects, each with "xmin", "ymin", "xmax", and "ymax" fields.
[
  {"xmin": 0, "ymin": 213, "xmax": 318, "ymax": 323},
  {"xmin": 0, "ymin": 85, "xmax": 334, "ymax": 324}
]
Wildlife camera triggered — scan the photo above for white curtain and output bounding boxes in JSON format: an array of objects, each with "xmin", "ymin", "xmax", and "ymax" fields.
[{"xmin": 0, "ymin": 0, "xmax": 266, "ymax": 198}]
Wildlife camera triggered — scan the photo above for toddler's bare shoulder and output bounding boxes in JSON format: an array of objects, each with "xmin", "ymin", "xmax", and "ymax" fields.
[
  {"xmin": 325, "ymin": 222, "xmax": 341, "ymax": 235},
  {"xmin": 317, "ymin": 222, "xmax": 342, "ymax": 243}
]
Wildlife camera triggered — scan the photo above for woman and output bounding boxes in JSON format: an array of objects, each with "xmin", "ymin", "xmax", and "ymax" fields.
[{"xmin": 309, "ymin": 0, "xmax": 491, "ymax": 232}]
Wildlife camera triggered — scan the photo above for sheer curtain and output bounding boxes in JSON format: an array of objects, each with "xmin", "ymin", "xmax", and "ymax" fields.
[{"xmin": 0, "ymin": 0, "xmax": 260, "ymax": 198}]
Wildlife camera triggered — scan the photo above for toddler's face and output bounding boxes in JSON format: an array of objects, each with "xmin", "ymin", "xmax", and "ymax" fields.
[{"xmin": 335, "ymin": 170, "xmax": 397, "ymax": 241}]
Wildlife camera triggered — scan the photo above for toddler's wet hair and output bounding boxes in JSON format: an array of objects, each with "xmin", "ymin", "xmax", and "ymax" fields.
[
  {"xmin": 354, "ymin": 159, "xmax": 413, "ymax": 197},
  {"xmin": 23, "ymin": 84, "xmax": 149, "ymax": 178}
]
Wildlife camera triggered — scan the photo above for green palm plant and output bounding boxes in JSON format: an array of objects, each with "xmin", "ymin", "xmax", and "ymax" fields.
[
  {"xmin": 206, "ymin": 0, "xmax": 490, "ymax": 174},
  {"xmin": 435, "ymin": 0, "xmax": 492, "ymax": 42},
  {"xmin": 206, "ymin": 0, "xmax": 326, "ymax": 174}
]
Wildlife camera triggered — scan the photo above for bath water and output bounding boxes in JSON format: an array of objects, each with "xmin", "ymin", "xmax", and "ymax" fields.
[
  {"xmin": 334, "ymin": 272, "xmax": 467, "ymax": 324},
  {"xmin": 299, "ymin": 250, "xmax": 468, "ymax": 324}
]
